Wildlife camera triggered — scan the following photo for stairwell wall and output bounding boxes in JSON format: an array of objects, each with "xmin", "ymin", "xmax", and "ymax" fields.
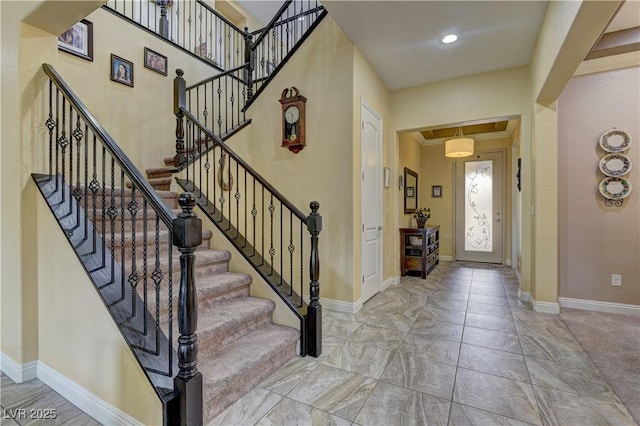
[{"xmin": 239, "ymin": 17, "xmax": 357, "ymax": 305}]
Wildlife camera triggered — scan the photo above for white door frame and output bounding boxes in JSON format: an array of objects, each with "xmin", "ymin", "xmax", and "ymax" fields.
[
  {"xmin": 453, "ymin": 148, "xmax": 507, "ymax": 264},
  {"xmin": 361, "ymin": 99, "xmax": 383, "ymax": 302}
]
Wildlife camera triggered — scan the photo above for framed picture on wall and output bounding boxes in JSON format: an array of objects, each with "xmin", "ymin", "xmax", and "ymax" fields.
[
  {"xmin": 406, "ymin": 187, "xmax": 415, "ymax": 197},
  {"xmin": 58, "ymin": 20, "xmax": 93, "ymax": 61},
  {"xmin": 110, "ymin": 54, "xmax": 134, "ymax": 87},
  {"xmin": 432, "ymin": 185, "xmax": 442, "ymax": 198},
  {"xmin": 144, "ymin": 47, "xmax": 168, "ymax": 76}
]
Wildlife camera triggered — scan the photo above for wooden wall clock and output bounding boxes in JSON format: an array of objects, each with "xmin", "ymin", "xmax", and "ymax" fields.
[{"xmin": 279, "ymin": 87, "xmax": 307, "ymax": 154}]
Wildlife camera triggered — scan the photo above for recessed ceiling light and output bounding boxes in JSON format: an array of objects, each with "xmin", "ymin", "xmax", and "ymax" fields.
[{"xmin": 442, "ymin": 34, "xmax": 458, "ymax": 44}]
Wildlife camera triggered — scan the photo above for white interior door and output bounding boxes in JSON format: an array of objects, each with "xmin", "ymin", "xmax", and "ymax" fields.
[
  {"xmin": 455, "ymin": 151, "xmax": 504, "ymax": 263},
  {"xmin": 361, "ymin": 101, "xmax": 383, "ymax": 302}
]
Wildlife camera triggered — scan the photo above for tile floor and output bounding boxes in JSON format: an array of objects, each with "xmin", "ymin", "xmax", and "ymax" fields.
[
  {"xmin": 1, "ymin": 262, "xmax": 636, "ymax": 425},
  {"xmin": 0, "ymin": 373, "xmax": 99, "ymax": 425},
  {"xmin": 211, "ymin": 262, "xmax": 638, "ymax": 426}
]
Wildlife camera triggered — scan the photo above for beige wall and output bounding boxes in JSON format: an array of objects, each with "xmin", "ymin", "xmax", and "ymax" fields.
[
  {"xmin": 36, "ymin": 187, "xmax": 161, "ymax": 425},
  {"xmin": 558, "ymin": 65, "xmax": 640, "ymax": 305},
  {"xmin": 237, "ymin": 17, "xmax": 356, "ymax": 303},
  {"xmin": 56, "ymin": 7, "xmax": 221, "ymax": 175}
]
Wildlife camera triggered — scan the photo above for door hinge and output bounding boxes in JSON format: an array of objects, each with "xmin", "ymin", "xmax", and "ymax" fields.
[
  {"xmin": 362, "ymin": 224, "xmax": 364, "ymax": 232},
  {"xmin": 362, "ymin": 172, "xmax": 365, "ymax": 180},
  {"xmin": 361, "ymin": 121, "xmax": 364, "ymax": 129},
  {"xmin": 362, "ymin": 275, "xmax": 364, "ymax": 283}
]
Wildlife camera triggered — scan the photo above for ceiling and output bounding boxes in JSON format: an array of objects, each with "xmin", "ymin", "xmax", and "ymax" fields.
[{"xmin": 236, "ymin": 0, "xmax": 639, "ymax": 141}]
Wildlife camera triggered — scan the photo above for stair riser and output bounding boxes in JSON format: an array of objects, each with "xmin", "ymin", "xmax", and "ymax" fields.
[
  {"xmin": 92, "ymin": 216, "xmax": 169, "ymax": 234},
  {"xmin": 83, "ymin": 196, "xmax": 177, "ymax": 210},
  {"xmin": 147, "ymin": 170, "xmax": 173, "ymax": 179},
  {"xmin": 155, "ymin": 285, "xmax": 250, "ymax": 319},
  {"xmin": 203, "ymin": 343, "xmax": 297, "ymax": 423},
  {"xmin": 110, "ymin": 236, "xmax": 211, "ymax": 261},
  {"xmin": 199, "ymin": 311, "xmax": 274, "ymax": 357}
]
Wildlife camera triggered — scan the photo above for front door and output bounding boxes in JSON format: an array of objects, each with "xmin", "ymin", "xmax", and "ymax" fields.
[
  {"xmin": 361, "ymin": 101, "xmax": 383, "ymax": 302},
  {"xmin": 455, "ymin": 151, "xmax": 504, "ymax": 263}
]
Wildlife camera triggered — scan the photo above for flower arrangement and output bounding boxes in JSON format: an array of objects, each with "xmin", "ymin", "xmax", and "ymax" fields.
[
  {"xmin": 413, "ymin": 207, "xmax": 430, "ymax": 228},
  {"xmin": 414, "ymin": 207, "xmax": 431, "ymax": 220}
]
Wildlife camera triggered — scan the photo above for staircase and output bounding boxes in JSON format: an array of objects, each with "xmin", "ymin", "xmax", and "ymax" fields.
[
  {"xmin": 35, "ymin": 1, "xmax": 327, "ymax": 423},
  {"xmin": 117, "ymin": 173, "xmax": 299, "ymax": 422}
]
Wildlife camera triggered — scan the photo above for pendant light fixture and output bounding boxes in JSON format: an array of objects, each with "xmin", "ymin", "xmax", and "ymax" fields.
[{"xmin": 445, "ymin": 127, "xmax": 474, "ymax": 158}]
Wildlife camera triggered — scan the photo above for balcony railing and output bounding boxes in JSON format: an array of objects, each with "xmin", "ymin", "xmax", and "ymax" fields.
[{"xmin": 104, "ymin": 0, "xmax": 246, "ymax": 70}]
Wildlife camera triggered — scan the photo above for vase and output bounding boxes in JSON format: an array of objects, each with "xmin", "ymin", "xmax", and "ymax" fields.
[{"xmin": 416, "ymin": 218, "xmax": 426, "ymax": 228}]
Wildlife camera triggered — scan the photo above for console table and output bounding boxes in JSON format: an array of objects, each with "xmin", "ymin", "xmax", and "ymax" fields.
[{"xmin": 400, "ymin": 226, "xmax": 440, "ymax": 278}]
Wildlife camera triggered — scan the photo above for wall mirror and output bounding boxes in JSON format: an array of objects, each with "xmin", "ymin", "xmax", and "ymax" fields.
[{"xmin": 404, "ymin": 167, "xmax": 418, "ymax": 214}]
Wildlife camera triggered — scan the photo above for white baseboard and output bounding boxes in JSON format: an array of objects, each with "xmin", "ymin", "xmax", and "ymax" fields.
[
  {"xmin": 0, "ymin": 353, "xmax": 37, "ymax": 383},
  {"xmin": 440, "ymin": 255, "xmax": 453, "ymax": 262},
  {"xmin": 304, "ymin": 296, "xmax": 362, "ymax": 314},
  {"xmin": 559, "ymin": 297, "xmax": 640, "ymax": 317},
  {"xmin": 383, "ymin": 276, "xmax": 399, "ymax": 290},
  {"xmin": 0, "ymin": 354, "xmax": 141, "ymax": 425},
  {"xmin": 505, "ymin": 259, "xmax": 512, "ymax": 267},
  {"xmin": 37, "ymin": 362, "xmax": 142, "ymax": 426},
  {"xmin": 518, "ymin": 289, "xmax": 530, "ymax": 302},
  {"xmin": 530, "ymin": 296, "xmax": 560, "ymax": 314}
]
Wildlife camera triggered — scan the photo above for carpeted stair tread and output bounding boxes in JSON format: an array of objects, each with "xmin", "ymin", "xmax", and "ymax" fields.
[
  {"xmin": 194, "ymin": 272, "xmax": 251, "ymax": 302},
  {"xmin": 199, "ymin": 324, "xmax": 299, "ymax": 422},
  {"xmin": 111, "ymin": 229, "xmax": 212, "ymax": 247},
  {"xmin": 151, "ymin": 249, "xmax": 231, "ymax": 276},
  {"xmin": 196, "ymin": 297, "xmax": 276, "ymax": 351},
  {"xmin": 164, "ymin": 156, "xmax": 175, "ymax": 166},
  {"xmin": 86, "ymin": 187, "xmax": 179, "ymax": 209},
  {"xmin": 126, "ymin": 177, "xmax": 172, "ymax": 188},
  {"xmin": 152, "ymin": 272, "xmax": 251, "ymax": 315},
  {"xmin": 146, "ymin": 166, "xmax": 175, "ymax": 179}
]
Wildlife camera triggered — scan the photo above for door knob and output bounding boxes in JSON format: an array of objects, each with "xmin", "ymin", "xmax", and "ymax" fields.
[{"xmin": 378, "ymin": 226, "xmax": 383, "ymax": 231}]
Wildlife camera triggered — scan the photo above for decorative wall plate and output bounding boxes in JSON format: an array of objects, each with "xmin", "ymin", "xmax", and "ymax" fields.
[
  {"xmin": 599, "ymin": 177, "xmax": 632, "ymax": 200},
  {"xmin": 599, "ymin": 153, "xmax": 632, "ymax": 177},
  {"xmin": 599, "ymin": 128, "xmax": 632, "ymax": 152}
]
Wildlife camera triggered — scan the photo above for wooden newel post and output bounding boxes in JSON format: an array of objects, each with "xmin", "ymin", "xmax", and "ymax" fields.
[
  {"xmin": 173, "ymin": 192, "xmax": 203, "ymax": 426},
  {"xmin": 244, "ymin": 27, "xmax": 254, "ymax": 99},
  {"xmin": 174, "ymin": 69, "xmax": 187, "ymax": 167},
  {"xmin": 306, "ymin": 201, "xmax": 322, "ymax": 357}
]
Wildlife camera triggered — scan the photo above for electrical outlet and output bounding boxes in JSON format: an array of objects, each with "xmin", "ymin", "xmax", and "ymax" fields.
[{"xmin": 611, "ymin": 274, "xmax": 622, "ymax": 287}]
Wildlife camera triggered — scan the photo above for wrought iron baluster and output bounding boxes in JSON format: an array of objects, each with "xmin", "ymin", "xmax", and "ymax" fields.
[
  {"xmin": 289, "ymin": 211, "xmax": 294, "ymax": 295},
  {"xmin": 128, "ymin": 186, "xmax": 140, "ymax": 317},
  {"xmin": 90, "ymin": 134, "xmax": 99, "ymax": 255},
  {"xmin": 46, "ymin": 80, "xmax": 55, "ymax": 179},
  {"xmin": 269, "ymin": 194, "xmax": 275, "ymax": 275},
  {"xmin": 300, "ymin": 222, "xmax": 304, "ymax": 307},
  {"xmin": 101, "ymin": 146, "xmax": 107, "ymax": 270},
  {"xmin": 83, "ymin": 123, "xmax": 89, "ymax": 243},
  {"xmin": 120, "ymin": 170, "xmax": 126, "ymax": 301},
  {"xmin": 235, "ymin": 160, "xmax": 240, "ymax": 238},
  {"xmin": 280, "ymin": 202, "xmax": 283, "ymax": 285},
  {"xmin": 152, "ymin": 217, "xmax": 163, "ymax": 356},
  {"xmin": 142, "ymin": 199, "xmax": 148, "ymax": 336}
]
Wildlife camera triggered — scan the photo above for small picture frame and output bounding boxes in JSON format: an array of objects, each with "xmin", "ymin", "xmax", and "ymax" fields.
[
  {"xmin": 144, "ymin": 47, "xmax": 168, "ymax": 76},
  {"xmin": 406, "ymin": 186, "xmax": 415, "ymax": 198},
  {"xmin": 111, "ymin": 54, "xmax": 134, "ymax": 87},
  {"xmin": 58, "ymin": 20, "xmax": 93, "ymax": 61},
  {"xmin": 432, "ymin": 185, "xmax": 442, "ymax": 198},
  {"xmin": 383, "ymin": 167, "xmax": 390, "ymax": 188}
]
